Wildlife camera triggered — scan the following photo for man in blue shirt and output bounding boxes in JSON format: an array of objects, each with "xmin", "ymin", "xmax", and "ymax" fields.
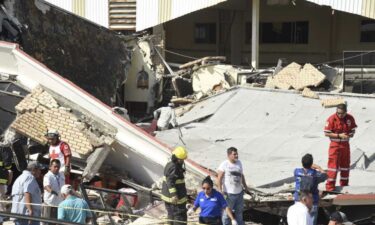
[
  {"xmin": 188, "ymin": 176, "xmax": 237, "ymax": 225},
  {"xmin": 58, "ymin": 184, "xmax": 92, "ymax": 224},
  {"xmin": 294, "ymin": 154, "xmax": 327, "ymax": 225},
  {"xmin": 11, "ymin": 162, "xmax": 43, "ymax": 225}
]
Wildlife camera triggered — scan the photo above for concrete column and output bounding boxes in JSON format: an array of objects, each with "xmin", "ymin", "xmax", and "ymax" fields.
[
  {"xmin": 230, "ymin": 11, "xmax": 244, "ymax": 65},
  {"xmin": 251, "ymin": 0, "xmax": 259, "ymax": 69}
]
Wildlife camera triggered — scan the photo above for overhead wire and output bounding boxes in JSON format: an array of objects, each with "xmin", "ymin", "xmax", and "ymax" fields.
[{"xmin": 0, "ymin": 199, "xmax": 204, "ymax": 224}]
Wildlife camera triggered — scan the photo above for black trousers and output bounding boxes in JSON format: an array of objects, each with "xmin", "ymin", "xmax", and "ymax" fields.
[
  {"xmin": 199, "ymin": 216, "xmax": 223, "ymax": 225},
  {"xmin": 165, "ymin": 202, "xmax": 187, "ymax": 225}
]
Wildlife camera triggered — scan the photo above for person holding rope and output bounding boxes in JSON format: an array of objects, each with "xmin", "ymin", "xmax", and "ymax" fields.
[{"xmin": 188, "ymin": 176, "xmax": 237, "ymax": 225}]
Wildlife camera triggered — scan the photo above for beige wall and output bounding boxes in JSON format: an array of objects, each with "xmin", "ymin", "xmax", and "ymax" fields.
[{"xmin": 165, "ymin": 0, "xmax": 375, "ymax": 67}]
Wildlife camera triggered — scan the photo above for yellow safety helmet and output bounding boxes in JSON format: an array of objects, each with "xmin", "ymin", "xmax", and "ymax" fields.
[{"xmin": 172, "ymin": 146, "xmax": 188, "ymax": 160}]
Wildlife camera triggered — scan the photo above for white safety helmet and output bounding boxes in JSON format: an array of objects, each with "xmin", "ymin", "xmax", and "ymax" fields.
[{"xmin": 45, "ymin": 129, "xmax": 60, "ymax": 138}]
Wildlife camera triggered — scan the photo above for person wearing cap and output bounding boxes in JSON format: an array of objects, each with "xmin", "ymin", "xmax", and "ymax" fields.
[
  {"xmin": 153, "ymin": 103, "xmax": 177, "ymax": 131},
  {"xmin": 161, "ymin": 146, "xmax": 188, "ymax": 225},
  {"xmin": 58, "ymin": 184, "xmax": 91, "ymax": 224},
  {"xmin": 217, "ymin": 147, "xmax": 249, "ymax": 225},
  {"xmin": 42, "ymin": 159, "xmax": 65, "ymax": 224},
  {"xmin": 45, "ymin": 129, "xmax": 72, "ymax": 184},
  {"xmin": 329, "ymin": 211, "xmax": 354, "ymax": 225},
  {"xmin": 324, "ymin": 104, "xmax": 357, "ymax": 191},
  {"xmin": 11, "ymin": 162, "xmax": 43, "ymax": 225}
]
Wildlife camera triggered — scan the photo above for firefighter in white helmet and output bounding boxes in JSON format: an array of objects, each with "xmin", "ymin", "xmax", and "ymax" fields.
[{"xmin": 161, "ymin": 146, "xmax": 188, "ymax": 225}]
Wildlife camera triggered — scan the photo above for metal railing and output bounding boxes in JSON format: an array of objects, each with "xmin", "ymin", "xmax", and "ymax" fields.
[
  {"xmin": 0, "ymin": 211, "xmax": 83, "ymax": 225},
  {"xmin": 343, "ymin": 51, "xmax": 375, "ymax": 94}
]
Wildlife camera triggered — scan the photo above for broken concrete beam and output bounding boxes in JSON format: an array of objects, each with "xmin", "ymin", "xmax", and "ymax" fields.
[
  {"xmin": 179, "ymin": 56, "xmax": 226, "ymax": 69},
  {"xmin": 82, "ymin": 144, "xmax": 111, "ymax": 181},
  {"xmin": 321, "ymin": 97, "xmax": 346, "ymax": 108},
  {"xmin": 301, "ymin": 88, "xmax": 319, "ymax": 99}
]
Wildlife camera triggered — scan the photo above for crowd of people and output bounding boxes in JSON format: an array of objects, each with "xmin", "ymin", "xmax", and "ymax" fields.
[
  {"xmin": 0, "ymin": 130, "xmax": 91, "ymax": 225},
  {"xmin": 0, "ymin": 103, "xmax": 356, "ymax": 225},
  {"xmin": 160, "ymin": 104, "xmax": 357, "ymax": 225}
]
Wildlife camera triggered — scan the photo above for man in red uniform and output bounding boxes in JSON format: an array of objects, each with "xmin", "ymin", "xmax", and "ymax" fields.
[
  {"xmin": 324, "ymin": 104, "xmax": 357, "ymax": 191},
  {"xmin": 45, "ymin": 129, "xmax": 72, "ymax": 184}
]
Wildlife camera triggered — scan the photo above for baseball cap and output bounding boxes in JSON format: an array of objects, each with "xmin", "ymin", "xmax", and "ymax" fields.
[
  {"xmin": 61, "ymin": 184, "xmax": 74, "ymax": 195},
  {"xmin": 330, "ymin": 211, "xmax": 353, "ymax": 225}
]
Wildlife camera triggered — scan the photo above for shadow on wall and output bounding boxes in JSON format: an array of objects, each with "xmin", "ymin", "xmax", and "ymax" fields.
[{"xmin": 3, "ymin": 0, "xmax": 131, "ymax": 105}]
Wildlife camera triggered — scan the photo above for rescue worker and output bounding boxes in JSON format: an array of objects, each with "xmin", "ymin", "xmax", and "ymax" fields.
[
  {"xmin": 324, "ymin": 104, "xmax": 357, "ymax": 191},
  {"xmin": 161, "ymin": 146, "xmax": 188, "ymax": 225},
  {"xmin": 0, "ymin": 141, "xmax": 13, "ymax": 224},
  {"xmin": 153, "ymin": 103, "xmax": 177, "ymax": 131},
  {"xmin": 45, "ymin": 130, "xmax": 72, "ymax": 184}
]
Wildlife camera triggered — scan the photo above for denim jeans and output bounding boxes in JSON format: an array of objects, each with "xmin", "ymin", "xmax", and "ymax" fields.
[
  {"xmin": 310, "ymin": 204, "xmax": 318, "ymax": 225},
  {"xmin": 222, "ymin": 191, "xmax": 244, "ymax": 225}
]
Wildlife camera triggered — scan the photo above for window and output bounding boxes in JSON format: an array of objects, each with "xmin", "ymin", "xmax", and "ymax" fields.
[
  {"xmin": 259, "ymin": 21, "xmax": 309, "ymax": 44},
  {"xmin": 194, "ymin": 23, "xmax": 216, "ymax": 44},
  {"xmin": 360, "ymin": 20, "xmax": 375, "ymax": 42},
  {"xmin": 245, "ymin": 22, "xmax": 252, "ymax": 44}
]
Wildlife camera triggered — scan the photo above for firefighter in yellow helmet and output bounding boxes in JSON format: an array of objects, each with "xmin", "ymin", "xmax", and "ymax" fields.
[{"xmin": 161, "ymin": 146, "xmax": 188, "ymax": 225}]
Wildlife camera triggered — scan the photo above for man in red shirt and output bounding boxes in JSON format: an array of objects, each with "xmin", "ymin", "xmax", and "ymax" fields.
[
  {"xmin": 324, "ymin": 104, "xmax": 357, "ymax": 191},
  {"xmin": 46, "ymin": 129, "xmax": 72, "ymax": 184}
]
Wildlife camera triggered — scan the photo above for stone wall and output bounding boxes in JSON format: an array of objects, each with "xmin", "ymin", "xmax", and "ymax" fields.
[{"xmin": 5, "ymin": 0, "xmax": 130, "ymax": 105}]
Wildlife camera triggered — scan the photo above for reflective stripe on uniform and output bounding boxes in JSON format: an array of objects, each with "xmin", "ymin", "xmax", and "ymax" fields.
[
  {"xmin": 330, "ymin": 138, "xmax": 349, "ymax": 142},
  {"xmin": 340, "ymin": 168, "xmax": 350, "ymax": 171},
  {"xmin": 163, "ymin": 176, "xmax": 185, "ymax": 184},
  {"xmin": 340, "ymin": 177, "xmax": 349, "ymax": 180},
  {"xmin": 327, "ymin": 178, "xmax": 336, "ymax": 181},
  {"xmin": 175, "ymin": 179, "xmax": 185, "ymax": 184},
  {"xmin": 327, "ymin": 168, "xmax": 338, "ymax": 172},
  {"xmin": 161, "ymin": 195, "xmax": 187, "ymax": 204},
  {"xmin": 169, "ymin": 188, "xmax": 177, "ymax": 193},
  {"xmin": 0, "ymin": 178, "xmax": 8, "ymax": 184}
]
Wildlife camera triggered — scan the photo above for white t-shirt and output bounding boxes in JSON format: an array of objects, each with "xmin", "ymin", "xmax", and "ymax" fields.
[
  {"xmin": 287, "ymin": 202, "xmax": 313, "ymax": 225},
  {"xmin": 217, "ymin": 160, "xmax": 243, "ymax": 194},
  {"xmin": 43, "ymin": 171, "xmax": 64, "ymax": 206}
]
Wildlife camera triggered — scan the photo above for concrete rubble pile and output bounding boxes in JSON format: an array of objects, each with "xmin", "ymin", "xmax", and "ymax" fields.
[{"xmin": 170, "ymin": 56, "xmax": 251, "ymax": 103}]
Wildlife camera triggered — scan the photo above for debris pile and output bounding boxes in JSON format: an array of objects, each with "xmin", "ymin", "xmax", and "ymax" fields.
[{"xmin": 171, "ymin": 56, "xmax": 247, "ymax": 102}]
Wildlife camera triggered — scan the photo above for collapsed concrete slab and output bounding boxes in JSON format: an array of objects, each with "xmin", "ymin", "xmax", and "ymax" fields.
[{"xmin": 157, "ymin": 87, "xmax": 375, "ymax": 194}]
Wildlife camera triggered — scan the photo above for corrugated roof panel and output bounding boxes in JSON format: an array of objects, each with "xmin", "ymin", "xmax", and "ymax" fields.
[
  {"xmin": 109, "ymin": 0, "xmax": 136, "ymax": 31},
  {"xmin": 45, "ymin": 0, "xmax": 73, "ymax": 11},
  {"xmin": 72, "ymin": 0, "xmax": 85, "ymax": 17},
  {"xmin": 85, "ymin": 0, "xmax": 109, "ymax": 28},
  {"xmin": 136, "ymin": 0, "xmax": 227, "ymax": 31},
  {"xmin": 363, "ymin": 0, "xmax": 375, "ymax": 19},
  {"xmin": 306, "ymin": 0, "xmax": 375, "ymax": 19}
]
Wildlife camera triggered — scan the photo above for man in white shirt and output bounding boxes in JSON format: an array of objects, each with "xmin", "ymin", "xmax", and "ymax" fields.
[
  {"xmin": 153, "ymin": 103, "xmax": 177, "ymax": 130},
  {"xmin": 287, "ymin": 190, "xmax": 314, "ymax": 225},
  {"xmin": 42, "ymin": 159, "xmax": 65, "ymax": 224},
  {"xmin": 217, "ymin": 147, "xmax": 249, "ymax": 225}
]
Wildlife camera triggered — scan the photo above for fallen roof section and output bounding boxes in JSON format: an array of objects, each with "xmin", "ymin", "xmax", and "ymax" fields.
[
  {"xmin": 156, "ymin": 86, "xmax": 375, "ymax": 193},
  {"xmin": 0, "ymin": 41, "xmax": 208, "ymax": 187}
]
